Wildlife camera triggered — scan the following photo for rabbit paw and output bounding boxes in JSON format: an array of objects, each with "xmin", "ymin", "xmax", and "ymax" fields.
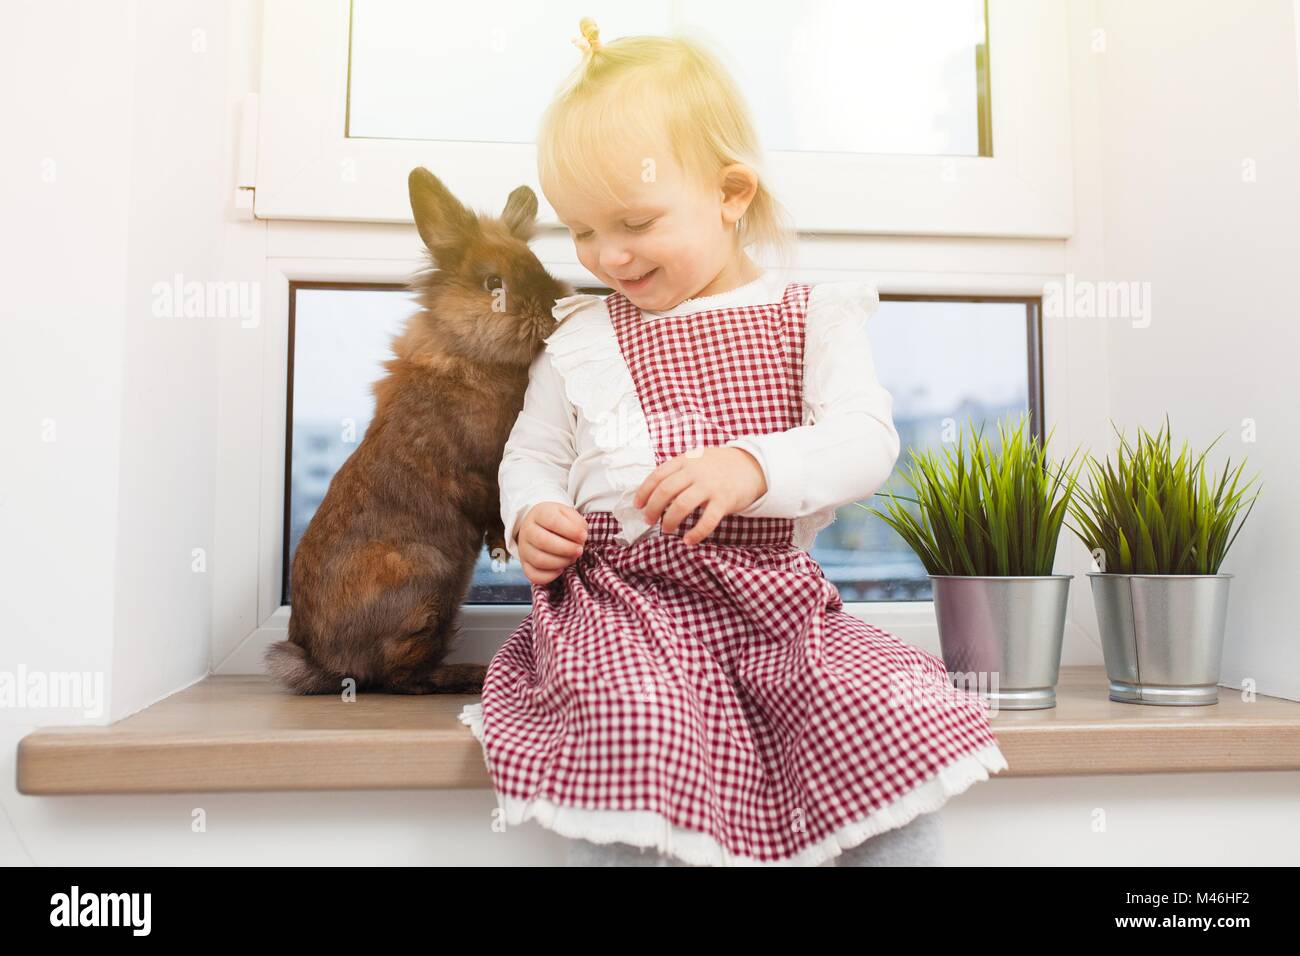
[{"xmin": 486, "ymin": 524, "xmax": 509, "ymax": 563}]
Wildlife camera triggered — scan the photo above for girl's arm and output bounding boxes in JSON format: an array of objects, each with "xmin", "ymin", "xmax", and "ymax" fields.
[
  {"xmin": 499, "ymin": 347, "xmax": 578, "ymax": 559},
  {"xmin": 724, "ymin": 283, "xmax": 901, "ymax": 518}
]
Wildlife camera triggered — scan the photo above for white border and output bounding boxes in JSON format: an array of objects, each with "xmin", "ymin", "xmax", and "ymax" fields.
[{"xmin": 252, "ymin": 0, "xmax": 1074, "ymax": 238}]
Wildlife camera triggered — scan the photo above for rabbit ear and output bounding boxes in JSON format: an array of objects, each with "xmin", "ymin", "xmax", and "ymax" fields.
[
  {"xmin": 501, "ymin": 185, "xmax": 539, "ymax": 242},
  {"xmin": 408, "ymin": 167, "xmax": 478, "ymax": 259}
]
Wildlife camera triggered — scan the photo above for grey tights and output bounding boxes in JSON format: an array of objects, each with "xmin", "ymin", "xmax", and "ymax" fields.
[{"xmin": 564, "ymin": 808, "xmax": 944, "ymax": 867}]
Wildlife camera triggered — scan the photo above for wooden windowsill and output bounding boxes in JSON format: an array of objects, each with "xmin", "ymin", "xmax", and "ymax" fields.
[{"xmin": 16, "ymin": 665, "xmax": 1300, "ymax": 795}]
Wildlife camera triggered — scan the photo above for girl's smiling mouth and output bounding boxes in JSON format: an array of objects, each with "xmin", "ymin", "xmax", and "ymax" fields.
[{"xmin": 620, "ymin": 268, "xmax": 658, "ymax": 291}]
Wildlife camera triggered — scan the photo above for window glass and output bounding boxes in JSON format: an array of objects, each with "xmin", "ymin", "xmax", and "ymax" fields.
[
  {"xmin": 347, "ymin": 0, "xmax": 992, "ymax": 156},
  {"xmin": 286, "ymin": 285, "xmax": 1037, "ymax": 604}
]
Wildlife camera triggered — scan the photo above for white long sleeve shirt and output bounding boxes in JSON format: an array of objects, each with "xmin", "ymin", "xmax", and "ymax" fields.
[{"xmin": 499, "ymin": 270, "xmax": 901, "ymax": 558}]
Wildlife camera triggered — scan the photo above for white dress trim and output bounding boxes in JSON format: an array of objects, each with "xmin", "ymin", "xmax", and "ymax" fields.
[
  {"xmin": 545, "ymin": 294, "xmax": 658, "ymax": 548},
  {"xmin": 458, "ymin": 700, "xmax": 1009, "ymax": 867},
  {"xmin": 639, "ymin": 272, "xmax": 780, "ymax": 320}
]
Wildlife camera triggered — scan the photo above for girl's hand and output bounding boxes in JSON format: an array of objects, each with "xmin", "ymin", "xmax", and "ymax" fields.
[
  {"xmin": 634, "ymin": 447, "xmax": 767, "ymax": 546},
  {"xmin": 518, "ymin": 502, "xmax": 588, "ymax": 585}
]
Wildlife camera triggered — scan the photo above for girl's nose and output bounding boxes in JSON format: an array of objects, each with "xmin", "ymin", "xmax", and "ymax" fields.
[{"xmin": 598, "ymin": 244, "xmax": 633, "ymax": 274}]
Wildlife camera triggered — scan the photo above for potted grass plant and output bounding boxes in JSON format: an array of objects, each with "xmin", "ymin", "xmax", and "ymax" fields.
[
  {"xmin": 1067, "ymin": 416, "xmax": 1261, "ymax": 706},
  {"xmin": 860, "ymin": 413, "xmax": 1086, "ymax": 710}
]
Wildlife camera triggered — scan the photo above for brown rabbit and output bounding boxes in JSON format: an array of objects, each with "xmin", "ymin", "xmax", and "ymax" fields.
[{"xmin": 265, "ymin": 168, "xmax": 572, "ymax": 694}]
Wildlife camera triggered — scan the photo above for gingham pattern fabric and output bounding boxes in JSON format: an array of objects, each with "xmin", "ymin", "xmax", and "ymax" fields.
[
  {"xmin": 613, "ymin": 281, "xmax": 807, "ymax": 543},
  {"xmin": 467, "ymin": 281, "xmax": 1007, "ymax": 864}
]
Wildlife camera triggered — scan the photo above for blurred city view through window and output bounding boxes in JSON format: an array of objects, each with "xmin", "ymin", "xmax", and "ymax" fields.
[{"xmin": 286, "ymin": 285, "xmax": 1038, "ymax": 605}]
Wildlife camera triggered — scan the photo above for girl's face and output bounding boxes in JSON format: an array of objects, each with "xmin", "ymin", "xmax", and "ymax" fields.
[{"xmin": 548, "ymin": 151, "xmax": 757, "ymax": 311}]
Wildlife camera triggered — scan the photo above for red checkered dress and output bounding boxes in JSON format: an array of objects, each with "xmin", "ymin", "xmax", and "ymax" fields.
[{"xmin": 461, "ymin": 281, "xmax": 1008, "ymax": 866}]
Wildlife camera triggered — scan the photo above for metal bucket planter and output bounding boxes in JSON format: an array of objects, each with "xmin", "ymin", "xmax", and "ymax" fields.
[
  {"xmin": 929, "ymin": 575, "xmax": 1072, "ymax": 711},
  {"xmin": 1087, "ymin": 572, "xmax": 1233, "ymax": 705}
]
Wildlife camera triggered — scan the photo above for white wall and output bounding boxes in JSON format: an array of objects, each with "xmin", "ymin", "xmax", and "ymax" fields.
[
  {"xmin": 1, "ymin": 0, "xmax": 260, "ymax": 859},
  {"xmin": 109, "ymin": 1, "xmax": 235, "ymax": 718},
  {"xmin": 1066, "ymin": 0, "xmax": 1300, "ymax": 702},
  {"xmin": 2, "ymin": 0, "xmax": 1298, "ymax": 866},
  {"xmin": 1, "ymin": 0, "xmax": 131, "ymax": 725},
  {"xmin": 2, "ymin": 0, "xmax": 253, "ymax": 723},
  {"xmin": 5, "ymin": 772, "xmax": 1299, "ymax": 866}
]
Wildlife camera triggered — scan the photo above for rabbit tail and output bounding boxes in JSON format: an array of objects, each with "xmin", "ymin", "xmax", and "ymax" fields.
[{"xmin": 264, "ymin": 639, "xmax": 343, "ymax": 695}]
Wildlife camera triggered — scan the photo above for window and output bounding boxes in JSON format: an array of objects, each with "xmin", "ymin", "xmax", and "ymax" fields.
[
  {"xmin": 284, "ymin": 284, "xmax": 415, "ymax": 604},
  {"xmin": 348, "ymin": 0, "xmax": 993, "ymax": 157},
  {"xmin": 831, "ymin": 295, "xmax": 1041, "ymax": 601},
  {"xmin": 283, "ymin": 283, "xmax": 1040, "ymax": 606},
  {"xmin": 284, "ymin": 280, "xmax": 604, "ymax": 607},
  {"xmin": 253, "ymin": 0, "xmax": 1071, "ymax": 235}
]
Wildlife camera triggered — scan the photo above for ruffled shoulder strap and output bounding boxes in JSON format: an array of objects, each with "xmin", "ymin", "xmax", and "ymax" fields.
[
  {"xmin": 803, "ymin": 282, "xmax": 882, "ymax": 406},
  {"xmin": 544, "ymin": 294, "xmax": 625, "ymax": 421},
  {"xmin": 550, "ymin": 292, "xmax": 606, "ymax": 329},
  {"xmin": 807, "ymin": 281, "xmax": 881, "ymax": 321}
]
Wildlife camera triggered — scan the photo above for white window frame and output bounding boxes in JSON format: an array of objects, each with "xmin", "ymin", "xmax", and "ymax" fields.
[{"xmin": 252, "ymin": 0, "xmax": 1074, "ymax": 238}]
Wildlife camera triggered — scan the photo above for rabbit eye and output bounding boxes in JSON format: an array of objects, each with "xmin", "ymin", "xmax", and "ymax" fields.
[{"xmin": 482, "ymin": 274, "xmax": 505, "ymax": 293}]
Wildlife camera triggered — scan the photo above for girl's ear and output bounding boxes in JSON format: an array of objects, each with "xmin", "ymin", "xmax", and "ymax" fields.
[{"xmin": 718, "ymin": 164, "xmax": 759, "ymax": 226}]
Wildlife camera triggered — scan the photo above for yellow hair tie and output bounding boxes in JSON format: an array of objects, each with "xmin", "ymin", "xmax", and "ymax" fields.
[{"xmin": 571, "ymin": 17, "xmax": 602, "ymax": 55}]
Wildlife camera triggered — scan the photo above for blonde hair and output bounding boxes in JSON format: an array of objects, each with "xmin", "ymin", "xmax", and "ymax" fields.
[{"xmin": 538, "ymin": 17, "xmax": 798, "ymax": 276}]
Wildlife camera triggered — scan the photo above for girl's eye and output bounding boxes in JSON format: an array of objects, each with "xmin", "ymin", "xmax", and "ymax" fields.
[
  {"xmin": 572, "ymin": 219, "xmax": 655, "ymax": 241},
  {"xmin": 482, "ymin": 274, "xmax": 504, "ymax": 292}
]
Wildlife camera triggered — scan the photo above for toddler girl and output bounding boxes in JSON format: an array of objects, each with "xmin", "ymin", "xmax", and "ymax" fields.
[{"xmin": 459, "ymin": 17, "xmax": 1007, "ymax": 867}]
